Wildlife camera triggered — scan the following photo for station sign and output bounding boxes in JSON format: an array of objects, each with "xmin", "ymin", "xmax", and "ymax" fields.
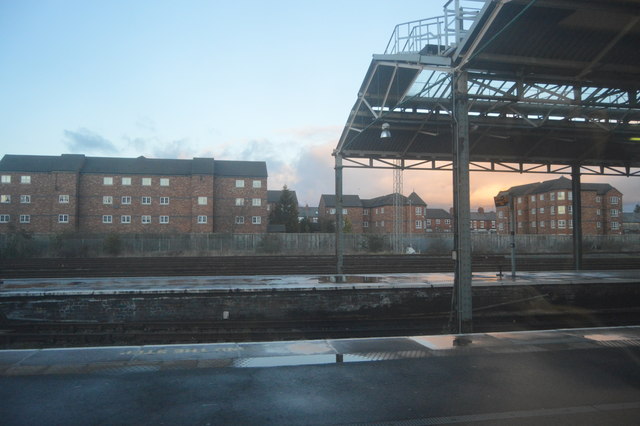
[{"xmin": 494, "ymin": 195, "xmax": 509, "ymax": 207}]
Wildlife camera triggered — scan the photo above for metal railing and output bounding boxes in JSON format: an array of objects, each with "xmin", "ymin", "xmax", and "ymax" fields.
[{"xmin": 384, "ymin": 0, "xmax": 487, "ymax": 55}]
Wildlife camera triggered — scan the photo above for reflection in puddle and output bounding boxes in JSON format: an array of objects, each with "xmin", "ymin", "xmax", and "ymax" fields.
[{"xmin": 317, "ymin": 276, "xmax": 382, "ymax": 284}]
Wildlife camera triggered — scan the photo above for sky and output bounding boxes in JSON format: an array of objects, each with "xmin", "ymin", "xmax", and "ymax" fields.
[{"xmin": 1, "ymin": 0, "xmax": 638, "ymax": 211}]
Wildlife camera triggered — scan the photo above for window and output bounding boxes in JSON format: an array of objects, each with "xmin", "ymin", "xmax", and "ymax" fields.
[
  {"xmin": 558, "ymin": 220, "xmax": 566, "ymax": 229},
  {"xmin": 59, "ymin": 195, "xmax": 69, "ymax": 204},
  {"xmin": 197, "ymin": 215, "xmax": 207, "ymax": 224},
  {"xmin": 539, "ymin": 194, "xmax": 544, "ymax": 201},
  {"xmin": 342, "ymin": 209, "xmax": 347, "ymax": 215},
  {"xmin": 58, "ymin": 214, "xmax": 69, "ymax": 223},
  {"xmin": 612, "ymin": 222, "xmax": 620, "ymax": 230},
  {"xmin": 1, "ymin": 195, "xmax": 11, "ymax": 203},
  {"xmin": 141, "ymin": 196, "xmax": 151, "ymax": 205},
  {"xmin": 551, "ymin": 220, "xmax": 556, "ymax": 228},
  {"xmin": 530, "ymin": 208, "xmax": 536, "ymax": 215},
  {"xmin": 159, "ymin": 215, "xmax": 169, "ymax": 224},
  {"xmin": 551, "ymin": 206, "xmax": 555, "ymax": 215},
  {"xmin": 252, "ymin": 180, "xmax": 261, "ymax": 188},
  {"xmin": 540, "ymin": 220, "xmax": 545, "ymax": 228},
  {"xmin": 531, "ymin": 221, "xmax": 536, "ymax": 228},
  {"xmin": 364, "ymin": 209, "xmax": 369, "ymax": 216},
  {"xmin": 381, "ymin": 220, "xmax": 385, "ymax": 227},
  {"xmin": 518, "ymin": 222, "xmax": 523, "ymax": 228},
  {"xmin": 517, "ymin": 197, "xmax": 523, "ymax": 204},
  {"xmin": 415, "ymin": 207, "xmax": 422, "ymax": 215},
  {"xmin": 0, "ymin": 214, "xmax": 9, "ymax": 223},
  {"xmin": 363, "ymin": 221, "xmax": 369, "ymax": 228},
  {"xmin": 472, "ymin": 221, "xmax": 477, "ymax": 229},
  {"xmin": 480, "ymin": 221, "xmax": 485, "ymax": 229},
  {"xmin": 20, "ymin": 214, "xmax": 30, "ymax": 223},
  {"xmin": 103, "ymin": 196, "xmax": 113, "ymax": 205},
  {"xmin": 531, "ymin": 195, "xmax": 536, "ymax": 202},
  {"xmin": 121, "ymin": 215, "xmax": 131, "ymax": 224},
  {"xmin": 426, "ymin": 219, "xmax": 432, "ymax": 225},
  {"xmin": 498, "ymin": 211, "xmax": 504, "ymax": 219},
  {"xmin": 122, "ymin": 177, "xmax": 131, "ymax": 186},
  {"xmin": 491, "ymin": 221, "xmax": 496, "ymax": 228},
  {"xmin": 160, "ymin": 178, "xmax": 169, "ymax": 187},
  {"xmin": 235, "ymin": 180, "xmax": 245, "ymax": 188},
  {"xmin": 597, "ymin": 222, "xmax": 601, "ymax": 229},
  {"xmin": 1, "ymin": 175, "xmax": 10, "ymax": 183},
  {"xmin": 557, "ymin": 191, "xmax": 565, "ymax": 200},
  {"xmin": 568, "ymin": 192, "xmax": 573, "ymax": 201},
  {"xmin": 235, "ymin": 216, "xmax": 245, "ymax": 224},
  {"xmin": 252, "ymin": 216, "xmax": 261, "ymax": 224},
  {"xmin": 160, "ymin": 197, "xmax": 170, "ymax": 205},
  {"xmin": 252, "ymin": 198, "xmax": 261, "ymax": 206},
  {"xmin": 381, "ymin": 207, "xmax": 385, "ymax": 214},
  {"xmin": 20, "ymin": 195, "xmax": 31, "ymax": 203},
  {"xmin": 103, "ymin": 177, "xmax": 113, "ymax": 185},
  {"xmin": 198, "ymin": 196, "xmax": 208, "ymax": 205},
  {"xmin": 140, "ymin": 215, "xmax": 150, "ymax": 224},
  {"xmin": 517, "ymin": 209, "xmax": 522, "ymax": 216},
  {"xmin": 596, "ymin": 196, "xmax": 602, "ymax": 203},
  {"xmin": 416, "ymin": 220, "xmax": 422, "ymax": 229},
  {"xmin": 235, "ymin": 198, "xmax": 244, "ymax": 206},
  {"xmin": 435, "ymin": 219, "xmax": 441, "ymax": 225},
  {"xmin": 121, "ymin": 196, "xmax": 131, "ymax": 205},
  {"xmin": 445, "ymin": 219, "xmax": 451, "ymax": 225},
  {"xmin": 21, "ymin": 175, "xmax": 31, "ymax": 184},
  {"xmin": 611, "ymin": 209, "xmax": 619, "ymax": 217},
  {"xmin": 597, "ymin": 209, "xmax": 601, "ymax": 215},
  {"xmin": 539, "ymin": 207, "xmax": 544, "ymax": 214},
  {"xmin": 568, "ymin": 205, "xmax": 573, "ymax": 214},
  {"xmin": 550, "ymin": 192, "xmax": 556, "ymax": 201},
  {"xmin": 142, "ymin": 178, "xmax": 152, "ymax": 186},
  {"xmin": 610, "ymin": 196, "xmax": 619, "ymax": 204},
  {"xmin": 558, "ymin": 205, "xmax": 566, "ymax": 215},
  {"xmin": 329, "ymin": 208, "xmax": 336, "ymax": 214},
  {"xmin": 569, "ymin": 220, "xmax": 573, "ymax": 228},
  {"xmin": 498, "ymin": 223, "xmax": 504, "ymax": 231},
  {"xmin": 102, "ymin": 215, "xmax": 112, "ymax": 224}
]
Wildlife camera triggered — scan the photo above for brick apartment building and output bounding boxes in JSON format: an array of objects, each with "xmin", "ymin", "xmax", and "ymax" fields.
[
  {"xmin": 0, "ymin": 154, "xmax": 268, "ymax": 234},
  {"xmin": 495, "ymin": 176, "xmax": 623, "ymax": 235},
  {"xmin": 470, "ymin": 207, "xmax": 497, "ymax": 232},
  {"xmin": 318, "ymin": 194, "xmax": 364, "ymax": 233},
  {"xmin": 424, "ymin": 208, "xmax": 453, "ymax": 232},
  {"xmin": 362, "ymin": 192, "xmax": 427, "ymax": 234}
]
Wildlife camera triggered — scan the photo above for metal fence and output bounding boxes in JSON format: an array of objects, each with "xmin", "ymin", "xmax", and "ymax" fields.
[{"xmin": 1, "ymin": 232, "xmax": 639, "ymax": 258}]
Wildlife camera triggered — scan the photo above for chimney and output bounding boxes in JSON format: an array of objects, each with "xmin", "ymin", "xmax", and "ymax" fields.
[{"xmin": 478, "ymin": 207, "xmax": 484, "ymax": 214}]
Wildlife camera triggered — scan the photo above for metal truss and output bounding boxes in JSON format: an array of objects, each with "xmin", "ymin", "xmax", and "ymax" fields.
[{"xmin": 341, "ymin": 156, "xmax": 640, "ymax": 177}]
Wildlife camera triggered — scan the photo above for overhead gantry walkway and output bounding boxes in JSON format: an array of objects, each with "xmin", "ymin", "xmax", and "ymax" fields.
[{"xmin": 334, "ymin": 0, "xmax": 640, "ymax": 333}]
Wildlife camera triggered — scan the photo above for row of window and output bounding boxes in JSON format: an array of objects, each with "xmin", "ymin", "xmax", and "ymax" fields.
[
  {"xmin": 0, "ymin": 214, "xmax": 213, "ymax": 225},
  {"xmin": 1, "ymin": 175, "xmax": 31, "ymax": 184},
  {"xmin": 518, "ymin": 193, "xmax": 619, "ymax": 204},
  {"xmin": 235, "ymin": 180, "xmax": 262, "ymax": 188},
  {"xmin": 0, "ymin": 195, "xmax": 211, "ymax": 205},
  {"xmin": 509, "ymin": 220, "xmax": 621, "ymax": 230},
  {"xmin": 235, "ymin": 198, "xmax": 262, "ymax": 206},
  {"xmin": 234, "ymin": 216, "xmax": 262, "ymax": 224},
  {"xmin": 362, "ymin": 207, "xmax": 426, "ymax": 216}
]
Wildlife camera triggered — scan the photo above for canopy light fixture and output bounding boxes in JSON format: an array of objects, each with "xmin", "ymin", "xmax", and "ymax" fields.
[{"xmin": 380, "ymin": 122, "xmax": 391, "ymax": 139}]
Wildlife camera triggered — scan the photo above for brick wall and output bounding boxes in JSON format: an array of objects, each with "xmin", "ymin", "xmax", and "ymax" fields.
[{"xmin": 213, "ymin": 177, "xmax": 268, "ymax": 233}]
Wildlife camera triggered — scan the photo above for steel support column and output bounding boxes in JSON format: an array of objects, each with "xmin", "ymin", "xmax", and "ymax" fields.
[
  {"xmin": 452, "ymin": 70, "xmax": 473, "ymax": 334},
  {"xmin": 335, "ymin": 154, "xmax": 345, "ymax": 276},
  {"xmin": 571, "ymin": 164, "xmax": 583, "ymax": 271}
]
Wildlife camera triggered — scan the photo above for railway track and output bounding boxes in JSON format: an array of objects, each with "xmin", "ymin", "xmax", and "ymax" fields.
[{"xmin": 2, "ymin": 254, "xmax": 639, "ymax": 279}]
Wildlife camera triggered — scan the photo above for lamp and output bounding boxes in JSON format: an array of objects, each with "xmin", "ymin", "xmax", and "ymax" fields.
[{"xmin": 380, "ymin": 122, "xmax": 391, "ymax": 139}]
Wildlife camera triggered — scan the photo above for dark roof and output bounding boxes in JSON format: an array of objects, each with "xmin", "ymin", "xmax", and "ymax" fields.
[
  {"xmin": 470, "ymin": 211, "xmax": 496, "ymax": 221},
  {"xmin": 362, "ymin": 192, "xmax": 427, "ymax": 208},
  {"xmin": 623, "ymin": 212, "xmax": 640, "ymax": 224},
  {"xmin": 267, "ymin": 190, "xmax": 298, "ymax": 205},
  {"xmin": 320, "ymin": 194, "xmax": 362, "ymax": 208},
  {"xmin": 498, "ymin": 177, "xmax": 617, "ymax": 197},
  {"xmin": 0, "ymin": 154, "xmax": 86, "ymax": 172},
  {"xmin": 0, "ymin": 154, "xmax": 267, "ymax": 177},
  {"xmin": 424, "ymin": 208, "xmax": 452, "ymax": 219},
  {"xmin": 214, "ymin": 160, "xmax": 267, "ymax": 178}
]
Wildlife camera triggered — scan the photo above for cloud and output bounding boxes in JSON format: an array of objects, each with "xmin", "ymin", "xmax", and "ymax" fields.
[
  {"xmin": 151, "ymin": 138, "xmax": 197, "ymax": 159},
  {"xmin": 63, "ymin": 128, "xmax": 119, "ymax": 155}
]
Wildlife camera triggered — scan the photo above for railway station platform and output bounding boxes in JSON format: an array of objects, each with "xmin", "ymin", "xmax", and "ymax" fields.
[{"xmin": 1, "ymin": 326, "xmax": 640, "ymax": 425}]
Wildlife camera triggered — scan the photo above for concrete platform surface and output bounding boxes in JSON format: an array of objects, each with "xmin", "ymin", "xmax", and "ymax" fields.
[
  {"xmin": 1, "ymin": 326, "xmax": 640, "ymax": 425},
  {"xmin": 1, "ymin": 269, "xmax": 639, "ymax": 296}
]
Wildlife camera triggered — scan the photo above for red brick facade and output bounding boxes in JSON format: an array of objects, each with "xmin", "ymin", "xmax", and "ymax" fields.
[
  {"xmin": 0, "ymin": 155, "xmax": 268, "ymax": 234},
  {"xmin": 495, "ymin": 177, "xmax": 623, "ymax": 235}
]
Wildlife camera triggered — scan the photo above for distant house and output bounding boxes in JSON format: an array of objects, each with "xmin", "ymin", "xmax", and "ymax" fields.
[
  {"xmin": 424, "ymin": 209, "xmax": 453, "ymax": 233},
  {"xmin": 494, "ymin": 176, "xmax": 623, "ymax": 235},
  {"xmin": 623, "ymin": 212, "xmax": 640, "ymax": 234},
  {"xmin": 298, "ymin": 205, "xmax": 319, "ymax": 224},
  {"xmin": 318, "ymin": 194, "xmax": 363, "ymax": 233},
  {"xmin": 361, "ymin": 192, "xmax": 427, "ymax": 234},
  {"xmin": 470, "ymin": 207, "xmax": 496, "ymax": 232},
  {"xmin": 267, "ymin": 189, "xmax": 299, "ymax": 213}
]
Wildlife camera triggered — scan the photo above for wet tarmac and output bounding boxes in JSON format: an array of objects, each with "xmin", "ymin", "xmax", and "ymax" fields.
[
  {"xmin": 1, "ymin": 270, "xmax": 639, "ymax": 296},
  {"xmin": 1, "ymin": 326, "xmax": 639, "ymax": 425}
]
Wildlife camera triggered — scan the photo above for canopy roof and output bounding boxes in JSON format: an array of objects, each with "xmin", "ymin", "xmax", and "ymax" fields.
[{"xmin": 336, "ymin": 0, "xmax": 640, "ymax": 174}]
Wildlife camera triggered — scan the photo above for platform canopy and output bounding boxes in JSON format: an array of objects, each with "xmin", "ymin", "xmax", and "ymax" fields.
[{"xmin": 336, "ymin": 0, "xmax": 640, "ymax": 175}]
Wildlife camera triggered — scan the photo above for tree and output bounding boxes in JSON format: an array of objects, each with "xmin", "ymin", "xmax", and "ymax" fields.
[
  {"xmin": 269, "ymin": 185, "xmax": 299, "ymax": 233},
  {"xmin": 635, "ymin": 204, "xmax": 640, "ymax": 213}
]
